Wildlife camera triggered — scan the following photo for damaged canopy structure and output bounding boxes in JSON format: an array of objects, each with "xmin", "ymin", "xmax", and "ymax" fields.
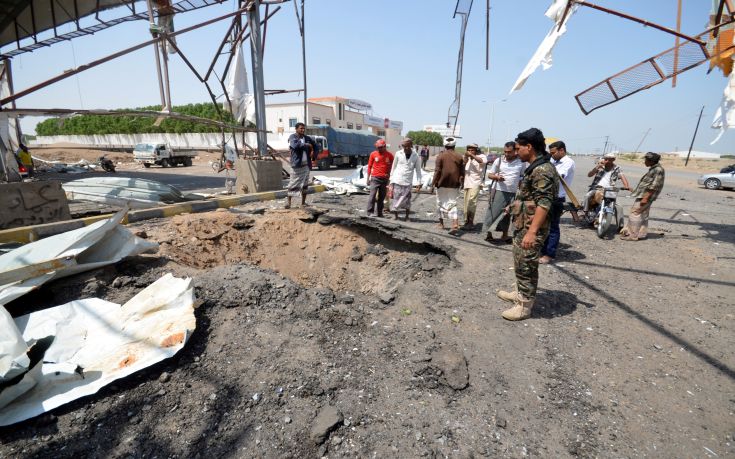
[{"xmin": 511, "ymin": 0, "xmax": 735, "ymax": 142}]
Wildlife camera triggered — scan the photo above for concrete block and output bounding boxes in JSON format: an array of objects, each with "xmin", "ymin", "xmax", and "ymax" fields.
[
  {"xmin": 235, "ymin": 158, "xmax": 283, "ymax": 194},
  {"xmin": 0, "ymin": 181, "xmax": 71, "ymax": 230}
]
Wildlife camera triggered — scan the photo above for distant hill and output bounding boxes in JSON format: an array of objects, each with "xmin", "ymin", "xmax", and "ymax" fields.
[{"xmin": 35, "ymin": 103, "xmax": 236, "ymax": 135}]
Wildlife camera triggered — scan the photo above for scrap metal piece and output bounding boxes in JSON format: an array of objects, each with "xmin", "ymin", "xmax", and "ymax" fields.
[
  {"xmin": 575, "ymin": 23, "xmax": 735, "ymax": 115},
  {"xmin": 0, "ymin": 209, "xmax": 158, "ymax": 306},
  {"xmin": 0, "ymin": 273, "xmax": 196, "ymax": 426}
]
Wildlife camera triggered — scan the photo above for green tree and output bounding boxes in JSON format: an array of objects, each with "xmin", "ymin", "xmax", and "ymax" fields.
[
  {"xmin": 406, "ymin": 130, "xmax": 443, "ymax": 147},
  {"xmin": 34, "ymin": 102, "xmax": 237, "ymax": 136}
]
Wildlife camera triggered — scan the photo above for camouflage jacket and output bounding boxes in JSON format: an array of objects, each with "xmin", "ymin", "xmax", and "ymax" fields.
[
  {"xmin": 511, "ymin": 157, "xmax": 559, "ymax": 232},
  {"xmin": 632, "ymin": 163, "xmax": 665, "ymax": 200}
]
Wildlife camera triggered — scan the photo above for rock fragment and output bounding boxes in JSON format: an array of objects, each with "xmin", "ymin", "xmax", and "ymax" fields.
[{"xmin": 310, "ymin": 405, "xmax": 343, "ymax": 444}]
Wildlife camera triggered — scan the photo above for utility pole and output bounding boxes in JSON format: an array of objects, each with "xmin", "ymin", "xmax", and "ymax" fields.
[
  {"xmin": 684, "ymin": 105, "xmax": 705, "ymax": 167},
  {"xmin": 633, "ymin": 128, "xmax": 651, "ymax": 153},
  {"xmin": 602, "ymin": 136, "xmax": 609, "ymax": 155},
  {"xmin": 248, "ymin": 0, "xmax": 268, "ymax": 157},
  {"xmin": 294, "ymin": 0, "xmax": 306, "ymax": 125}
]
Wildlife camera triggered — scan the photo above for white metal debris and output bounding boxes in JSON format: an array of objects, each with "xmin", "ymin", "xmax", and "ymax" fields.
[
  {"xmin": 0, "ymin": 273, "xmax": 196, "ymax": 426},
  {"xmin": 0, "ymin": 209, "xmax": 158, "ymax": 306},
  {"xmin": 62, "ymin": 176, "xmax": 191, "ymax": 209}
]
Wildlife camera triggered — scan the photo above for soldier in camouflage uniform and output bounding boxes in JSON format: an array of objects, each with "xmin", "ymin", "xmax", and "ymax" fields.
[
  {"xmin": 620, "ymin": 152, "xmax": 665, "ymax": 241},
  {"xmin": 497, "ymin": 128, "xmax": 559, "ymax": 321}
]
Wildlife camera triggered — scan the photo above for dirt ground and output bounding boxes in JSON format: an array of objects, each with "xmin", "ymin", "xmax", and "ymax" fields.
[{"xmin": 1, "ymin": 159, "xmax": 733, "ymax": 458}]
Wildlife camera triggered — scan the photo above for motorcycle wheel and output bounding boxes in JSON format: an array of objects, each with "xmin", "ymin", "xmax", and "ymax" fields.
[{"xmin": 597, "ymin": 209, "xmax": 612, "ymax": 239}]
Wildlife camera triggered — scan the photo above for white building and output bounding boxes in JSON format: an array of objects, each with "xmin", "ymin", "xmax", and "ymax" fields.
[
  {"xmin": 664, "ymin": 150, "xmax": 722, "ymax": 159},
  {"xmin": 266, "ymin": 97, "xmax": 403, "ymax": 150}
]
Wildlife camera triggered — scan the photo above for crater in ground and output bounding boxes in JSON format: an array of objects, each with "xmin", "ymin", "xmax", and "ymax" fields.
[{"xmin": 146, "ymin": 209, "xmax": 448, "ymax": 294}]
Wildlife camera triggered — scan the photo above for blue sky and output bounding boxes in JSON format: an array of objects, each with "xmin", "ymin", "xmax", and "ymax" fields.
[{"xmin": 4, "ymin": 0, "xmax": 734, "ymax": 153}]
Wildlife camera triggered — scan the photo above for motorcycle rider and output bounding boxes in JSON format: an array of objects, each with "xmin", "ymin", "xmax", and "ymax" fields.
[{"xmin": 582, "ymin": 152, "xmax": 630, "ymax": 215}]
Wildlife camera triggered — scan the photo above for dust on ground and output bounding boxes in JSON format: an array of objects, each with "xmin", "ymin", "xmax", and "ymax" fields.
[{"xmin": 1, "ymin": 161, "xmax": 733, "ymax": 458}]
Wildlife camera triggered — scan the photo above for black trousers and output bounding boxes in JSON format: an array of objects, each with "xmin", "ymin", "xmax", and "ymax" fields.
[{"xmin": 367, "ymin": 176, "xmax": 389, "ymax": 215}]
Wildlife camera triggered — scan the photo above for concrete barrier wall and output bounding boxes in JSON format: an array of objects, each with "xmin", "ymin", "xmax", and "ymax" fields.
[{"xmin": 29, "ymin": 133, "xmax": 293, "ymax": 151}]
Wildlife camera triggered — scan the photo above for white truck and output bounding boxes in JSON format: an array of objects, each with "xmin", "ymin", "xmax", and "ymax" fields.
[{"xmin": 133, "ymin": 143, "xmax": 197, "ymax": 168}]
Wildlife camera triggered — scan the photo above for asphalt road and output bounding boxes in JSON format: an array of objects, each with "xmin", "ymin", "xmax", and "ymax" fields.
[{"xmin": 46, "ymin": 154, "xmax": 717, "ymax": 197}]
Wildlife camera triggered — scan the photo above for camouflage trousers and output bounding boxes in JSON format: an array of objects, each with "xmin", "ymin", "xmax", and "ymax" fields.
[{"xmin": 512, "ymin": 227, "xmax": 550, "ymax": 299}]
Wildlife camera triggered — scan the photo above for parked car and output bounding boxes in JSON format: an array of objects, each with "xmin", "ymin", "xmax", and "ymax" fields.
[{"xmin": 698, "ymin": 170, "xmax": 735, "ymax": 190}]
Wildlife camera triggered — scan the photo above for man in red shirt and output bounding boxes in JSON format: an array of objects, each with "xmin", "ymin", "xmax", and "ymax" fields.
[{"xmin": 366, "ymin": 139, "xmax": 394, "ymax": 217}]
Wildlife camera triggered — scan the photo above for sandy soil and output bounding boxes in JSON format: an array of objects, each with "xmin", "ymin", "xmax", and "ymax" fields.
[{"xmin": 0, "ymin": 162, "xmax": 733, "ymax": 458}]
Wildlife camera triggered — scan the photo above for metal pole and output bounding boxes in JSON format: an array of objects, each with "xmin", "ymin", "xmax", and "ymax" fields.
[
  {"xmin": 684, "ymin": 105, "xmax": 705, "ymax": 167},
  {"xmin": 248, "ymin": 0, "xmax": 268, "ymax": 157},
  {"xmin": 301, "ymin": 0, "xmax": 307, "ymax": 126},
  {"xmin": 571, "ymin": 0, "xmax": 705, "ymax": 46},
  {"xmin": 672, "ymin": 0, "xmax": 682, "ymax": 88},
  {"xmin": 485, "ymin": 0, "xmax": 490, "ymax": 70},
  {"xmin": 602, "ymin": 135, "xmax": 609, "ymax": 155},
  {"xmin": 633, "ymin": 128, "xmax": 651, "ymax": 153},
  {"xmin": 159, "ymin": 38, "xmax": 173, "ymax": 110},
  {"xmin": 145, "ymin": 0, "xmax": 167, "ymax": 110}
]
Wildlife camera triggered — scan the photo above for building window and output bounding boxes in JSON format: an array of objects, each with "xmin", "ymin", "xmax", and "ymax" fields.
[
  {"xmin": 377, "ymin": 129, "xmax": 386, "ymax": 137},
  {"xmin": 326, "ymin": 119, "xmax": 331, "ymax": 126},
  {"xmin": 312, "ymin": 117, "xmax": 321, "ymax": 124},
  {"xmin": 356, "ymin": 124, "xmax": 362, "ymax": 130},
  {"xmin": 347, "ymin": 122, "xmax": 354, "ymax": 129},
  {"xmin": 288, "ymin": 118, "xmax": 297, "ymax": 128}
]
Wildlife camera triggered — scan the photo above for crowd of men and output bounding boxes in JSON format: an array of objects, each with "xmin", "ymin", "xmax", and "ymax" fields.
[{"xmin": 287, "ymin": 124, "xmax": 666, "ymax": 322}]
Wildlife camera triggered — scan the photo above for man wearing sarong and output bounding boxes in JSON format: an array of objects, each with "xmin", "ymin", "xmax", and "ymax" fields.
[
  {"xmin": 462, "ymin": 143, "xmax": 487, "ymax": 228},
  {"xmin": 366, "ymin": 139, "xmax": 394, "ymax": 217},
  {"xmin": 620, "ymin": 152, "xmax": 665, "ymax": 241},
  {"xmin": 483, "ymin": 141, "xmax": 526, "ymax": 243},
  {"xmin": 432, "ymin": 137, "xmax": 465, "ymax": 234},
  {"xmin": 286, "ymin": 122, "xmax": 316, "ymax": 209},
  {"xmin": 389, "ymin": 138, "xmax": 422, "ymax": 221}
]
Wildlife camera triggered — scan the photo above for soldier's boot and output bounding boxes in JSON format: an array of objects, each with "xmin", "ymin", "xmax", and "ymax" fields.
[
  {"xmin": 501, "ymin": 294, "xmax": 534, "ymax": 321},
  {"xmin": 496, "ymin": 288, "xmax": 520, "ymax": 303}
]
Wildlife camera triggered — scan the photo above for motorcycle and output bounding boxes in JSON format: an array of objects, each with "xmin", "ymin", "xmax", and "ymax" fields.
[
  {"xmin": 97, "ymin": 156, "xmax": 116, "ymax": 173},
  {"xmin": 583, "ymin": 187, "xmax": 624, "ymax": 239}
]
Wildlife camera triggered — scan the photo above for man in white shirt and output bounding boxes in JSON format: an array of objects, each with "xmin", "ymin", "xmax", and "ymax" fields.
[
  {"xmin": 483, "ymin": 142, "xmax": 526, "ymax": 243},
  {"xmin": 389, "ymin": 138, "xmax": 422, "ymax": 220},
  {"xmin": 462, "ymin": 143, "xmax": 487, "ymax": 228},
  {"xmin": 540, "ymin": 140, "xmax": 575, "ymax": 264}
]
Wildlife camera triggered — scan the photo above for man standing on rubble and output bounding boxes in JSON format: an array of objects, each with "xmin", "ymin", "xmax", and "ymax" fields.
[
  {"xmin": 620, "ymin": 152, "xmax": 665, "ymax": 241},
  {"xmin": 286, "ymin": 122, "xmax": 316, "ymax": 209},
  {"xmin": 366, "ymin": 139, "xmax": 394, "ymax": 217},
  {"xmin": 539, "ymin": 140, "xmax": 575, "ymax": 264},
  {"xmin": 389, "ymin": 138, "xmax": 422, "ymax": 221},
  {"xmin": 497, "ymin": 128, "xmax": 558, "ymax": 321},
  {"xmin": 432, "ymin": 137, "xmax": 465, "ymax": 234}
]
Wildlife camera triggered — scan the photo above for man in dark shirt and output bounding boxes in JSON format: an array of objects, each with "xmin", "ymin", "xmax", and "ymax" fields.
[
  {"xmin": 286, "ymin": 122, "xmax": 317, "ymax": 209},
  {"xmin": 432, "ymin": 137, "xmax": 465, "ymax": 234}
]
